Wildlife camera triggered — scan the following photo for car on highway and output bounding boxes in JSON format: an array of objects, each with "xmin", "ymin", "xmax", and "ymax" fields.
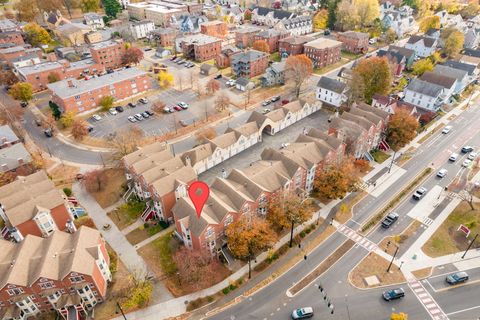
[
  {"xmin": 468, "ymin": 152, "xmax": 477, "ymax": 160},
  {"xmin": 462, "ymin": 159, "xmax": 472, "ymax": 167},
  {"xmin": 173, "ymin": 105, "xmax": 183, "ymax": 111},
  {"xmin": 449, "ymin": 153, "xmax": 459, "ymax": 162},
  {"xmin": 462, "ymin": 146, "xmax": 474, "ymax": 153},
  {"xmin": 412, "ymin": 187, "xmax": 427, "ymax": 200},
  {"xmin": 92, "ymin": 114, "xmax": 102, "ymax": 121},
  {"xmin": 382, "ymin": 288, "xmax": 405, "ymax": 301},
  {"xmin": 134, "ymin": 114, "xmax": 143, "ymax": 121},
  {"xmin": 442, "ymin": 125, "xmax": 452, "ymax": 134},
  {"xmin": 437, "ymin": 168, "xmax": 448, "ymax": 178},
  {"xmin": 262, "ymin": 100, "xmax": 271, "ymax": 106},
  {"xmin": 446, "ymin": 271, "xmax": 469, "ymax": 285},
  {"xmin": 291, "ymin": 307, "xmax": 314, "ymax": 319},
  {"xmin": 127, "ymin": 116, "xmax": 137, "ymax": 123},
  {"xmin": 178, "ymin": 102, "xmax": 189, "ymax": 109},
  {"xmin": 115, "ymin": 106, "xmax": 124, "ymax": 112},
  {"xmin": 271, "ymin": 95, "xmax": 280, "ymax": 102},
  {"xmin": 141, "ymin": 111, "xmax": 150, "ymax": 118},
  {"xmin": 109, "ymin": 108, "xmax": 118, "ymax": 115},
  {"xmin": 381, "ymin": 212, "xmax": 399, "ymax": 228}
]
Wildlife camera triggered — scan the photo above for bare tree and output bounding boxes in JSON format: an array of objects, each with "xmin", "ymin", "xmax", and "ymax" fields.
[
  {"xmin": 109, "ymin": 126, "xmax": 145, "ymax": 160},
  {"xmin": 458, "ymin": 182, "xmax": 476, "ymax": 210},
  {"xmin": 215, "ymin": 92, "xmax": 230, "ymax": 112}
]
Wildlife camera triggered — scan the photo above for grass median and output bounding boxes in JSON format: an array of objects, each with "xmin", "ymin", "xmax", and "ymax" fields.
[{"xmin": 361, "ymin": 167, "xmax": 433, "ymax": 233}]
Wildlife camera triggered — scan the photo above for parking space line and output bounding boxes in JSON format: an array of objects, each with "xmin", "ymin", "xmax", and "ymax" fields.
[{"xmin": 446, "ymin": 305, "xmax": 480, "ymax": 316}]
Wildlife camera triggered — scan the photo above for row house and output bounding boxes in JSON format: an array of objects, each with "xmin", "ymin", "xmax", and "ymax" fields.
[
  {"xmin": 215, "ymin": 45, "xmax": 241, "ymax": 68},
  {"xmin": 404, "ymin": 78, "xmax": 446, "ymax": 111},
  {"xmin": 260, "ymin": 61, "xmax": 286, "ymax": 87},
  {"xmin": 328, "ymin": 104, "xmax": 389, "ymax": 158},
  {"xmin": 0, "ymin": 45, "xmax": 42, "ymax": 66},
  {"xmin": 419, "ymin": 72, "xmax": 457, "ymax": 104},
  {"xmin": 178, "ymin": 34, "xmax": 222, "ymax": 62},
  {"xmin": 174, "ymin": 14, "xmax": 208, "ymax": 33},
  {"xmin": 432, "ymin": 64, "xmax": 470, "ymax": 94},
  {"xmin": 129, "ymin": 20, "xmax": 156, "ymax": 40},
  {"xmin": 173, "ymin": 129, "xmax": 345, "ymax": 254},
  {"xmin": 89, "ymin": 39, "xmax": 126, "ymax": 71},
  {"xmin": 200, "ymin": 20, "xmax": 228, "ymax": 39},
  {"xmin": 0, "ymin": 227, "xmax": 111, "ymax": 320},
  {"xmin": 0, "ymin": 125, "xmax": 20, "ymax": 149},
  {"xmin": 251, "ymin": 7, "xmax": 295, "ymax": 27},
  {"xmin": 0, "ymin": 31, "xmax": 24, "ymax": 46},
  {"xmin": 304, "ymin": 38, "xmax": 342, "ymax": 69},
  {"xmin": 0, "ymin": 170, "xmax": 74, "ymax": 242},
  {"xmin": 48, "ymin": 67, "xmax": 152, "ymax": 113},
  {"xmin": 316, "ymin": 76, "xmax": 348, "ymax": 107},
  {"xmin": 377, "ymin": 45, "xmax": 416, "ymax": 76},
  {"xmin": 253, "ymin": 29, "xmax": 289, "ymax": 53},
  {"xmin": 231, "ymin": 49, "xmax": 269, "ymax": 78},
  {"xmin": 371, "ymin": 94, "xmax": 436, "ymax": 122},
  {"xmin": 275, "ymin": 15, "xmax": 312, "ymax": 36},
  {"xmin": 278, "ymin": 35, "xmax": 313, "ymax": 58},
  {"xmin": 336, "ymin": 31, "xmax": 369, "ymax": 54},
  {"xmin": 235, "ymin": 27, "xmax": 261, "ymax": 49},
  {"xmin": 442, "ymin": 60, "xmax": 479, "ymax": 80},
  {"xmin": 404, "ymin": 35, "xmax": 437, "ymax": 58}
]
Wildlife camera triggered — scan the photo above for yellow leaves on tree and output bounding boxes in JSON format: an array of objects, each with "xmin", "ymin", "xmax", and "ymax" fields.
[
  {"xmin": 24, "ymin": 23, "xmax": 51, "ymax": 46},
  {"xmin": 122, "ymin": 278, "xmax": 153, "ymax": 311},
  {"xmin": 419, "ymin": 16, "xmax": 440, "ymax": 33},
  {"xmin": 386, "ymin": 109, "xmax": 419, "ymax": 152},
  {"xmin": 351, "ymin": 56, "xmax": 392, "ymax": 103},
  {"xmin": 411, "ymin": 58, "xmax": 434, "ymax": 76},
  {"xmin": 59, "ymin": 111, "xmax": 76, "ymax": 128},
  {"xmin": 443, "ymin": 30, "xmax": 464, "ymax": 58},
  {"xmin": 267, "ymin": 192, "xmax": 314, "ymax": 232},
  {"xmin": 391, "ymin": 312, "xmax": 408, "ymax": 320},
  {"xmin": 313, "ymin": 10, "xmax": 328, "ymax": 31},
  {"xmin": 158, "ymin": 71, "xmax": 174, "ymax": 88}
]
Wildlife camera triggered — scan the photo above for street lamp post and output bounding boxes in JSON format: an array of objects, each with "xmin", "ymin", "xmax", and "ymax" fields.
[
  {"xmin": 387, "ymin": 245, "xmax": 399, "ymax": 273},
  {"xmin": 116, "ymin": 302, "xmax": 127, "ymax": 320},
  {"xmin": 462, "ymin": 233, "xmax": 478, "ymax": 259}
]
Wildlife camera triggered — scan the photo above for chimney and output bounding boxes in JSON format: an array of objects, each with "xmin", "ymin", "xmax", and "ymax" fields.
[
  {"xmin": 67, "ymin": 79, "xmax": 74, "ymax": 88},
  {"xmin": 10, "ymin": 259, "xmax": 15, "ymax": 267},
  {"xmin": 66, "ymin": 219, "xmax": 77, "ymax": 234},
  {"xmin": 221, "ymin": 168, "xmax": 226, "ymax": 178},
  {"xmin": 17, "ymin": 158, "xmax": 23, "ymax": 165},
  {"xmin": 47, "ymin": 52, "xmax": 57, "ymax": 62}
]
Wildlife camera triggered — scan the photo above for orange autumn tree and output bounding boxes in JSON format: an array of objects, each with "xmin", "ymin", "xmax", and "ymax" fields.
[
  {"xmin": 226, "ymin": 215, "xmax": 277, "ymax": 278},
  {"xmin": 351, "ymin": 56, "xmax": 392, "ymax": 103},
  {"xmin": 252, "ymin": 39, "xmax": 270, "ymax": 53},
  {"xmin": 314, "ymin": 159, "xmax": 359, "ymax": 199},
  {"xmin": 285, "ymin": 54, "xmax": 313, "ymax": 98}
]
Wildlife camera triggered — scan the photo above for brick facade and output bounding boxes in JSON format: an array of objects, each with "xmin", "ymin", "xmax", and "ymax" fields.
[
  {"xmin": 235, "ymin": 27, "xmax": 261, "ymax": 49},
  {"xmin": 336, "ymin": 31, "xmax": 369, "ymax": 54},
  {"xmin": 253, "ymin": 30, "xmax": 289, "ymax": 53},
  {"xmin": 200, "ymin": 21, "xmax": 227, "ymax": 39},
  {"xmin": 180, "ymin": 35, "xmax": 222, "ymax": 62},
  {"xmin": 231, "ymin": 50, "xmax": 269, "ymax": 78},
  {"xmin": 89, "ymin": 39, "xmax": 126, "ymax": 70},
  {"xmin": 279, "ymin": 36, "xmax": 313, "ymax": 56},
  {"xmin": 0, "ymin": 31, "xmax": 24, "ymax": 46},
  {"xmin": 304, "ymin": 38, "xmax": 342, "ymax": 68}
]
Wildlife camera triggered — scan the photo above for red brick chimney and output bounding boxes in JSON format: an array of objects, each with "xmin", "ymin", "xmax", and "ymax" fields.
[{"xmin": 67, "ymin": 79, "xmax": 74, "ymax": 88}]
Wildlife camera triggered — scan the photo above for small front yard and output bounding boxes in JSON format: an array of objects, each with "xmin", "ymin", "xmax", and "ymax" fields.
[
  {"xmin": 126, "ymin": 221, "xmax": 170, "ymax": 245},
  {"xmin": 371, "ymin": 149, "xmax": 390, "ymax": 164},
  {"xmin": 349, "ymin": 252, "xmax": 406, "ymax": 288},
  {"xmin": 107, "ymin": 199, "xmax": 146, "ymax": 230},
  {"xmin": 313, "ymin": 57, "xmax": 350, "ymax": 75},
  {"xmin": 88, "ymin": 168, "xmax": 127, "ymax": 208},
  {"xmin": 422, "ymin": 201, "xmax": 480, "ymax": 257},
  {"xmin": 270, "ymin": 52, "xmax": 281, "ymax": 62}
]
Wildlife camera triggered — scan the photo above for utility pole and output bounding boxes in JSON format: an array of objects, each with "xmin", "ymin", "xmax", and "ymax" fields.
[
  {"xmin": 387, "ymin": 245, "xmax": 399, "ymax": 272},
  {"xmin": 116, "ymin": 302, "xmax": 127, "ymax": 320},
  {"xmin": 388, "ymin": 150, "xmax": 397, "ymax": 173},
  {"xmin": 462, "ymin": 233, "xmax": 478, "ymax": 259}
]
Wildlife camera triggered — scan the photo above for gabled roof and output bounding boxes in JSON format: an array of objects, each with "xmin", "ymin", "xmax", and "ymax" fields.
[
  {"xmin": 231, "ymin": 49, "xmax": 267, "ymax": 64},
  {"xmin": 442, "ymin": 60, "xmax": 476, "ymax": 76},
  {"xmin": 388, "ymin": 45, "xmax": 415, "ymax": 60},
  {"xmin": 339, "ymin": 31, "xmax": 369, "ymax": 40},
  {"xmin": 340, "ymin": 112, "xmax": 374, "ymax": 131},
  {"xmin": 420, "ymin": 71, "xmax": 457, "ymax": 89},
  {"xmin": 279, "ymin": 35, "xmax": 314, "ymax": 45},
  {"xmin": 463, "ymin": 48, "xmax": 480, "ymax": 58},
  {"xmin": 123, "ymin": 141, "xmax": 167, "ymax": 167},
  {"xmin": 226, "ymin": 121, "xmax": 259, "ymax": 137},
  {"xmin": 181, "ymin": 143, "xmax": 215, "ymax": 166},
  {"xmin": 253, "ymin": 7, "xmax": 295, "ymax": 20},
  {"xmin": 150, "ymin": 165, "xmax": 197, "ymax": 197},
  {"xmin": 406, "ymin": 78, "xmax": 443, "ymax": 97},
  {"xmin": 432, "ymin": 64, "xmax": 468, "ymax": 82},
  {"xmin": 317, "ymin": 76, "xmax": 346, "ymax": 94},
  {"xmin": 406, "ymin": 35, "xmax": 436, "ymax": 48},
  {"xmin": 377, "ymin": 49, "xmax": 405, "ymax": 64}
]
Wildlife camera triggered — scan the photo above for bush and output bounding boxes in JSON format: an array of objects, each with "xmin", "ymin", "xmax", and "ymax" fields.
[
  {"xmin": 222, "ymin": 287, "xmax": 230, "ymax": 295},
  {"xmin": 63, "ymin": 187, "xmax": 72, "ymax": 197},
  {"xmin": 159, "ymin": 220, "xmax": 169, "ymax": 229},
  {"xmin": 300, "ymin": 231, "xmax": 306, "ymax": 238},
  {"xmin": 144, "ymin": 222, "xmax": 150, "ymax": 229}
]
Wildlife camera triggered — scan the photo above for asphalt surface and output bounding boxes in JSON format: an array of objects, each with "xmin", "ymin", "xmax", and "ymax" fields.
[{"xmin": 207, "ymin": 103, "xmax": 480, "ymax": 320}]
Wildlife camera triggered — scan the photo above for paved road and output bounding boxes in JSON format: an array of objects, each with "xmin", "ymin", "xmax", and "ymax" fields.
[{"xmin": 207, "ymin": 103, "xmax": 480, "ymax": 320}]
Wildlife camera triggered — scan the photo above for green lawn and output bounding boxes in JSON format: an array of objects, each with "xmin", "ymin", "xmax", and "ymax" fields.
[
  {"xmin": 270, "ymin": 52, "xmax": 281, "ymax": 62},
  {"xmin": 371, "ymin": 150, "xmax": 390, "ymax": 164},
  {"xmin": 107, "ymin": 199, "xmax": 146, "ymax": 230}
]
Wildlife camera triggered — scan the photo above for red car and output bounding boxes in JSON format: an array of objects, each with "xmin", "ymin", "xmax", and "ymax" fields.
[
  {"xmin": 173, "ymin": 105, "xmax": 183, "ymax": 111},
  {"xmin": 282, "ymin": 99, "xmax": 290, "ymax": 105}
]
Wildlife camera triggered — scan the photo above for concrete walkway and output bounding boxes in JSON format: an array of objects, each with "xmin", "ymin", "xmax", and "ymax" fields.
[{"xmin": 135, "ymin": 225, "xmax": 174, "ymax": 249}]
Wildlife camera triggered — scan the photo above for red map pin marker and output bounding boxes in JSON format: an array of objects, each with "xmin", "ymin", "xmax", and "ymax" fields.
[{"xmin": 188, "ymin": 181, "xmax": 210, "ymax": 218}]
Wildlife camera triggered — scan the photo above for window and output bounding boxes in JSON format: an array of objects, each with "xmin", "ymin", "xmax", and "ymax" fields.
[
  {"xmin": 70, "ymin": 276, "xmax": 84, "ymax": 283},
  {"xmin": 7, "ymin": 288, "xmax": 24, "ymax": 296},
  {"xmin": 74, "ymin": 95, "xmax": 81, "ymax": 100},
  {"xmin": 40, "ymin": 282, "xmax": 54, "ymax": 290}
]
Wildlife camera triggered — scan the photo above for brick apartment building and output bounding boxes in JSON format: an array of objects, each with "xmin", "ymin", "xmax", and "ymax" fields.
[
  {"xmin": 0, "ymin": 31, "xmax": 24, "ymax": 46},
  {"xmin": 0, "ymin": 170, "xmax": 74, "ymax": 242},
  {"xmin": 231, "ymin": 49, "xmax": 269, "ymax": 78},
  {"xmin": 48, "ymin": 67, "xmax": 152, "ymax": 113},
  {"xmin": 235, "ymin": 27, "xmax": 261, "ymax": 49},
  {"xmin": 0, "ymin": 226, "xmax": 111, "ymax": 320},
  {"xmin": 149, "ymin": 27, "xmax": 178, "ymax": 47},
  {"xmin": 0, "ymin": 45, "xmax": 42, "ymax": 65},
  {"xmin": 215, "ymin": 45, "xmax": 241, "ymax": 68},
  {"xmin": 279, "ymin": 35, "xmax": 314, "ymax": 57},
  {"xmin": 304, "ymin": 38, "xmax": 342, "ymax": 68},
  {"xmin": 253, "ymin": 29, "xmax": 289, "ymax": 53},
  {"xmin": 200, "ymin": 21, "xmax": 228, "ymax": 39},
  {"xmin": 179, "ymin": 34, "xmax": 222, "ymax": 62},
  {"xmin": 336, "ymin": 31, "xmax": 369, "ymax": 54},
  {"xmin": 89, "ymin": 39, "xmax": 126, "ymax": 70},
  {"xmin": 16, "ymin": 59, "xmax": 101, "ymax": 92}
]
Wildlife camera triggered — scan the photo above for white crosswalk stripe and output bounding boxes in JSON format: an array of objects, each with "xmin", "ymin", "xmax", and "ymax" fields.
[
  {"xmin": 407, "ymin": 279, "xmax": 448, "ymax": 320},
  {"xmin": 335, "ymin": 223, "xmax": 378, "ymax": 252},
  {"xmin": 422, "ymin": 217, "xmax": 434, "ymax": 226}
]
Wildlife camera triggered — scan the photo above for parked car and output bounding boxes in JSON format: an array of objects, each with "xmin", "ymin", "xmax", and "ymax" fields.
[
  {"xmin": 163, "ymin": 106, "xmax": 172, "ymax": 113},
  {"xmin": 145, "ymin": 110, "xmax": 154, "ymax": 116},
  {"xmin": 128, "ymin": 102, "xmax": 136, "ymax": 108},
  {"xmin": 139, "ymin": 98, "xmax": 148, "ymax": 104},
  {"xmin": 214, "ymin": 74, "xmax": 222, "ymax": 79},
  {"xmin": 87, "ymin": 126, "xmax": 94, "ymax": 133},
  {"xmin": 462, "ymin": 159, "xmax": 472, "ymax": 167},
  {"xmin": 134, "ymin": 114, "xmax": 143, "ymax": 121},
  {"xmin": 281, "ymin": 143, "xmax": 290, "ymax": 149},
  {"xmin": 115, "ymin": 106, "xmax": 124, "ymax": 112},
  {"xmin": 462, "ymin": 146, "xmax": 474, "ymax": 153},
  {"xmin": 170, "ymin": 56, "xmax": 177, "ymax": 61},
  {"xmin": 468, "ymin": 152, "xmax": 477, "ymax": 160},
  {"xmin": 437, "ymin": 168, "xmax": 448, "ymax": 178},
  {"xmin": 381, "ymin": 212, "xmax": 399, "ymax": 228},
  {"xmin": 44, "ymin": 128, "xmax": 53, "ymax": 137},
  {"xmin": 109, "ymin": 108, "xmax": 118, "ymax": 115},
  {"xmin": 449, "ymin": 153, "xmax": 459, "ymax": 162},
  {"xmin": 323, "ymin": 29, "xmax": 331, "ymax": 35},
  {"xmin": 412, "ymin": 187, "xmax": 427, "ymax": 200},
  {"xmin": 92, "ymin": 114, "xmax": 102, "ymax": 121},
  {"xmin": 383, "ymin": 288, "xmax": 405, "ymax": 301},
  {"xmin": 127, "ymin": 116, "xmax": 137, "ymax": 123},
  {"xmin": 179, "ymin": 119, "xmax": 188, "ymax": 127},
  {"xmin": 173, "ymin": 105, "xmax": 183, "ymax": 111},
  {"xmin": 282, "ymin": 99, "xmax": 290, "ymax": 105},
  {"xmin": 261, "ymin": 108, "xmax": 271, "ymax": 114},
  {"xmin": 176, "ymin": 59, "xmax": 185, "ymax": 65},
  {"xmin": 141, "ymin": 111, "xmax": 150, "ymax": 118},
  {"xmin": 262, "ymin": 100, "xmax": 271, "ymax": 106},
  {"xmin": 34, "ymin": 119, "xmax": 42, "ymax": 126},
  {"xmin": 178, "ymin": 102, "xmax": 189, "ymax": 109},
  {"xmin": 291, "ymin": 307, "xmax": 314, "ymax": 319},
  {"xmin": 442, "ymin": 125, "xmax": 452, "ymax": 134},
  {"xmin": 20, "ymin": 101, "xmax": 28, "ymax": 108},
  {"xmin": 446, "ymin": 271, "xmax": 469, "ymax": 285}
]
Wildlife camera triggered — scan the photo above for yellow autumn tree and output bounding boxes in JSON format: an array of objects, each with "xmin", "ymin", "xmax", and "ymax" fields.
[
  {"xmin": 158, "ymin": 71, "xmax": 174, "ymax": 88},
  {"xmin": 313, "ymin": 9, "xmax": 328, "ymax": 31}
]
